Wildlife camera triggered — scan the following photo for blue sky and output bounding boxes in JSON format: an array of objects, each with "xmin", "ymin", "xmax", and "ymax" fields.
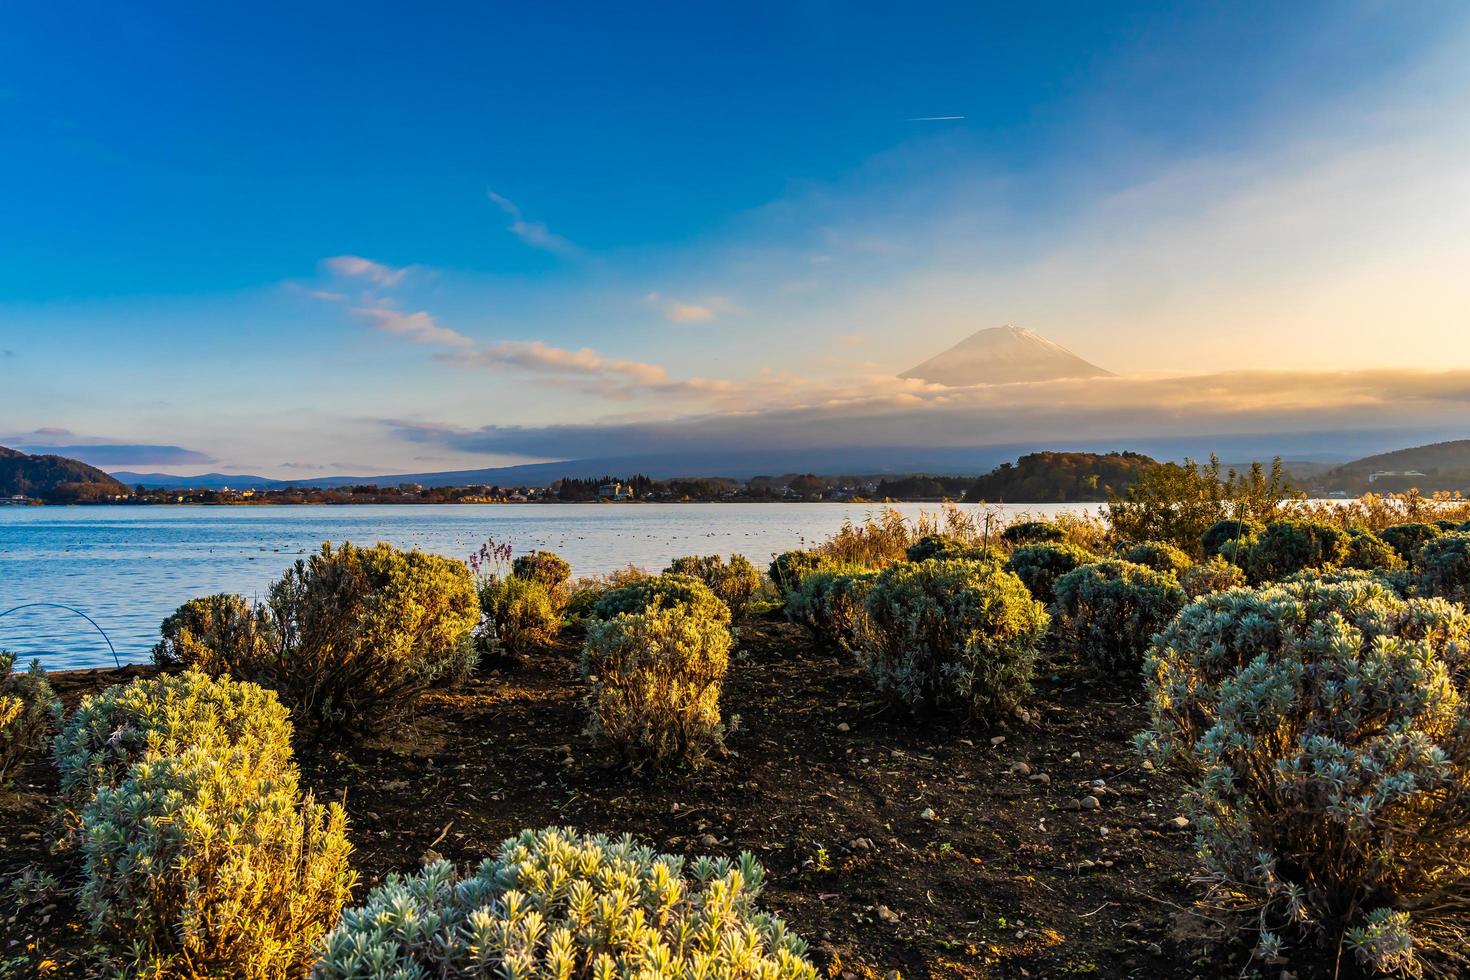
[{"xmin": 3, "ymin": 1, "xmax": 1469, "ymax": 476}]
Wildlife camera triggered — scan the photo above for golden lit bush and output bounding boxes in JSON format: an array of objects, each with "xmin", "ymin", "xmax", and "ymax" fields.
[
  {"xmin": 153, "ymin": 593, "xmax": 273, "ymax": 675},
  {"xmin": 167, "ymin": 542, "xmax": 480, "ymax": 733},
  {"xmin": 857, "ymin": 559, "xmax": 1047, "ymax": 721},
  {"xmin": 53, "ymin": 671, "xmax": 294, "ymax": 811},
  {"xmin": 1341, "ymin": 530, "xmax": 1406, "ymax": 573},
  {"xmin": 510, "ymin": 550, "xmax": 572, "ymax": 589},
  {"xmin": 904, "ymin": 534, "xmax": 1005, "ymax": 565},
  {"xmin": 666, "ymin": 553, "xmax": 763, "ymax": 618},
  {"xmin": 582, "ymin": 599, "xmax": 732, "ymax": 766},
  {"xmin": 1140, "ymin": 577, "xmax": 1470, "ymax": 976},
  {"xmin": 312, "ymin": 827, "xmax": 816, "ymax": 980},
  {"xmin": 1179, "ymin": 555, "xmax": 1247, "ymax": 598},
  {"xmin": 479, "ymin": 575, "xmax": 562, "ymax": 656},
  {"xmin": 592, "ymin": 572, "xmax": 731, "ymax": 625},
  {"xmin": 768, "ymin": 549, "xmax": 830, "ymax": 598},
  {"xmin": 0, "ymin": 652, "xmax": 56, "ymax": 784},
  {"xmin": 79, "ymin": 743, "xmax": 354, "ymax": 979},
  {"xmin": 1201, "ymin": 519, "xmax": 1263, "ymax": 559},
  {"xmin": 784, "ymin": 565, "xmax": 878, "ymax": 650},
  {"xmin": 1120, "ymin": 540, "xmax": 1193, "ymax": 576},
  {"xmin": 1053, "ymin": 560, "xmax": 1186, "ymax": 675},
  {"xmin": 1379, "ymin": 522, "xmax": 1444, "ymax": 566},
  {"xmin": 1000, "ymin": 520, "xmax": 1065, "ymax": 546}
]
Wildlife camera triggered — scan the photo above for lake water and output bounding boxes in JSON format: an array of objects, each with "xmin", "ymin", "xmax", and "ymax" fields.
[{"xmin": 0, "ymin": 502, "xmax": 1099, "ymax": 670}]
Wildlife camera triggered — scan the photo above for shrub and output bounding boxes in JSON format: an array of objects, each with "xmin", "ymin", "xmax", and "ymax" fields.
[
  {"xmin": 167, "ymin": 542, "xmax": 480, "ymax": 733},
  {"xmin": 666, "ymin": 553, "xmax": 763, "ymax": 618},
  {"xmin": 312, "ymin": 827, "xmax": 816, "ymax": 980},
  {"xmin": 768, "ymin": 549, "xmax": 829, "ymax": 598},
  {"xmin": 592, "ymin": 572, "xmax": 731, "ymax": 625},
  {"xmin": 1438, "ymin": 519, "xmax": 1464, "ymax": 532},
  {"xmin": 80, "ymin": 743, "xmax": 354, "ymax": 979},
  {"xmin": 0, "ymin": 653, "xmax": 56, "ymax": 784},
  {"xmin": 154, "ymin": 593, "xmax": 273, "ymax": 675},
  {"xmin": 563, "ymin": 566, "xmax": 650, "ymax": 622},
  {"xmin": 510, "ymin": 550, "xmax": 571, "ymax": 588},
  {"xmin": 1179, "ymin": 555, "xmax": 1247, "ymax": 598},
  {"xmin": 1121, "ymin": 540, "xmax": 1193, "ymax": 576},
  {"xmin": 1139, "ymin": 577, "xmax": 1470, "ymax": 975},
  {"xmin": 1341, "ymin": 530, "xmax": 1406, "ymax": 572},
  {"xmin": 1005, "ymin": 543, "xmax": 1097, "ymax": 606},
  {"xmin": 784, "ymin": 566, "xmax": 878, "ymax": 649},
  {"xmin": 1053, "ymin": 560, "xmax": 1186, "ymax": 675},
  {"xmin": 1000, "ymin": 520, "xmax": 1065, "ymax": 546},
  {"xmin": 1108, "ymin": 456, "xmax": 1295, "ymax": 557},
  {"xmin": 1419, "ymin": 532, "xmax": 1470, "ymax": 604},
  {"xmin": 54, "ymin": 671, "xmax": 295, "ymax": 811},
  {"xmin": 857, "ymin": 559, "xmax": 1047, "ymax": 721},
  {"xmin": 1201, "ymin": 519, "xmax": 1263, "ymax": 558},
  {"xmin": 582, "ymin": 601, "xmax": 732, "ymax": 765},
  {"xmin": 1379, "ymin": 522, "xmax": 1444, "ymax": 565},
  {"xmin": 478, "ymin": 575, "xmax": 562, "ymax": 655},
  {"xmin": 904, "ymin": 534, "xmax": 1005, "ymax": 565},
  {"xmin": 1243, "ymin": 520, "xmax": 1350, "ymax": 584}
]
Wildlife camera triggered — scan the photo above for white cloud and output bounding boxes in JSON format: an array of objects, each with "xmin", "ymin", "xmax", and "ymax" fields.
[
  {"xmin": 487, "ymin": 190, "xmax": 579, "ymax": 256},
  {"xmin": 349, "ymin": 307, "xmax": 475, "ymax": 349},
  {"xmin": 320, "ymin": 255, "xmax": 410, "ymax": 286}
]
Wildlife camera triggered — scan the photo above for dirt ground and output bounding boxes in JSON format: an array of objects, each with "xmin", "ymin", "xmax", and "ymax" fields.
[{"xmin": 1, "ymin": 616, "xmax": 1352, "ymax": 979}]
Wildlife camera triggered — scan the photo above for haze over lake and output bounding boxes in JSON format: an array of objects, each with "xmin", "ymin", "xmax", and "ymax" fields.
[{"xmin": 0, "ymin": 502, "xmax": 1098, "ymax": 670}]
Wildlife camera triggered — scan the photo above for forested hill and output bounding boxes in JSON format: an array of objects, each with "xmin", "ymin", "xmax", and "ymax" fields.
[
  {"xmin": 0, "ymin": 446, "xmax": 129, "ymax": 501},
  {"xmin": 961, "ymin": 451, "xmax": 1157, "ymax": 502}
]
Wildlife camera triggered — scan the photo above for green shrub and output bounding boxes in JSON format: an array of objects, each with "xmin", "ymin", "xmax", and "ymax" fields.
[
  {"xmin": 1139, "ymin": 577, "xmax": 1470, "ymax": 975},
  {"xmin": 784, "ymin": 566, "xmax": 878, "ymax": 650},
  {"xmin": 1053, "ymin": 560, "xmax": 1186, "ymax": 675},
  {"xmin": 0, "ymin": 653, "xmax": 56, "ymax": 784},
  {"xmin": 479, "ymin": 575, "xmax": 562, "ymax": 655},
  {"xmin": 312, "ymin": 827, "xmax": 816, "ymax": 980},
  {"xmin": 904, "ymin": 535, "xmax": 1005, "ymax": 564},
  {"xmin": 1379, "ymin": 523, "xmax": 1444, "ymax": 565},
  {"xmin": 54, "ymin": 671, "xmax": 295, "ymax": 811},
  {"xmin": 153, "ymin": 593, "xmax": 272, "ymax": 675},
  {"xmin": 80, "ymin": 743, "xmax": 354, "ymax": 979},
  {"xmin": 563, "ymin": 566, "xmax": 650, "ymax": 623},
  {"xmin": 1341, "ymin": 530, "xmax": 1406, "ymax": 572},
  {"xmin": 1201, "ymin": 519, "xmax": 1263, "ymax": 558},
  {"xmin": 1419, "ymin": 531, "xmax": 1470, "ymax": 604},
  {"xmin": 1120, "ymin": 540, "xmax": 1193, "ymax": 576},
  {"xmin": 591, "ymin": 572, "xmax": 731, "ymax": 625},
  {"xmin": 857, "ymin": 559, "xmax": 1047, "ymax": 721},
  {"xmin": 510, "ymin": 550, "xmax": 571, "ymax": 588},
  {"xmin": 582, "ymin": 601, "xmax": 732, "ymax": 766},
  {"xmin": 1243, "ymin": 520, "xmax": 1350, "ymax": 584},
  {"xmin": 1005, "ymin": 543, "xmax": 1097, "ymax": 605},
  {"xmin": 1438, "ymin": 519, "xmax": 1465, "ymax": 532},
  {"xmin": 1179, "ymin": 555, "xmax": 1247, "ymax": 598},
  {"xmin": 166, "ymin": 542, "xmax": 480, "ymax": 733},
  {"xmin": 1000, "ymin": 520, "xmax": 1065, "ymax": 546},
  {"xmin": 666, "ymin": 553, "xmax": 763, "ymax": 618},
  {"xmin": 768, "ymin": 549, "xmax": 829, "ymax": 598}
]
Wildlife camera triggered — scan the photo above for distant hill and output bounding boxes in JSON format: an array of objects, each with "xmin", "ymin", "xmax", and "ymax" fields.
[
  {"xmin": 1325, "ymin": 438, "xmax": 1470, "ymax": 493},
  {"xmin": 962, "ymin": 451, "xmax": 1157, "ymax": 502},
  {"xmin": 901, "ymin": 325, "xmax": 1114, "ymax": 386},
  {"xmin": 0, "ymin": 446, "xmax": 129, "ymax": 501},
  {"xmin": 112, "ymin": 471, "xmax": 286, "ymax": 491}
]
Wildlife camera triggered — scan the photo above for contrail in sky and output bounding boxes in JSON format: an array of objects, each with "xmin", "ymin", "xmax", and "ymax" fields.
[{"xmin": 908, "ymin": 115, "xmax": 965, "ymax": 121}]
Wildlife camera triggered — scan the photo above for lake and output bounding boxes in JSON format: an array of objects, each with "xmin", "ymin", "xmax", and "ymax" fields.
[{"xmin": 0, "ymin": 502, "xmax": 1100, "ymax": 670}]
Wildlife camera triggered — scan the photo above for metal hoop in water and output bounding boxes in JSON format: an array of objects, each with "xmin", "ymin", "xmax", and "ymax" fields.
[{"xmin": 0, "ymin": 602, "xmax": 122, "ymax": 670}]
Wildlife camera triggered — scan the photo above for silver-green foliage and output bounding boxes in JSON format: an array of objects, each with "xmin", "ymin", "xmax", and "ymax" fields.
[
  {"xmin": 1140, "ymin": 576, "xmax": 1470, "ymax": 975},
  {"xmin": 53, "ymin": 670, "xmax": 294, "ymax": 811},
  {"xmin": 1179, "ymin": 555, "xmax": 1247, "ymax": 599},
  {"xmin": 1419, "ymin": 532, "xmax": 1470, "ymax": 605},
  {"xmin": 80, "ymin": 743, "xmax": 354, "ymax": 979},
  {"xmin": 312, "ymin": 827, "xmax": 817, "ymax": 980},
  {"xmin": 1005, "ymin": 543, "xmax": 1097, "ymax": 605},
  {"xmin": 1120, "ymin": 540, "xmax": 1193, "ymax": 576},
  {"xmin": 858, "ymin": 559, "xmax": 1048, "ymax": 721},
  {"xmin": 666, "ymin": 554, "xmax": 763, "ymax": 618},
  {"xmin": 1053, "ymin": 560, "xmax": 1186, "ymax": 674},
  {"xmin": 0, "ymin": 652, "xmax": 57, "ymax": 783},
  {"xmin": 784, "ymin": 565, "xmax": 877, "ymax": 650}
]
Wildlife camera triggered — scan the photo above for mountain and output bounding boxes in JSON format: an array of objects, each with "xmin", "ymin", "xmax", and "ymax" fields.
[
  {"xmin": 0, "ymin": 446, "xmax": 129, "ymax": 500},
  {"xmin": 111, "ymin": 471, "xmax": 286, "ymax": 490},
  {"xmin": 900, "ymin": 325, "xmax": 1114, "ymax": 386}
]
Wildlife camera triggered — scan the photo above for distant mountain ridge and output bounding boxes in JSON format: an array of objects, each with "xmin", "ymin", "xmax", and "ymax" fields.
[
  {"xmin": 0, "ymin": 446, "xmax": 129, "ymax": 499},
  {"xmin": 900, "ymin": 325, "xmax": 1114, "ymax": 386}
]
